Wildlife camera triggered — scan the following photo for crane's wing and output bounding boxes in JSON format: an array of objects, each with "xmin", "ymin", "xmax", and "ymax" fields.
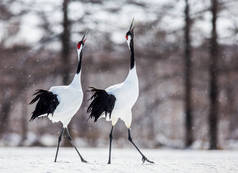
[
  {"xmin": 87, "ymin": 87, "xmax": 116, "ymax": 122},
  {"xmin": 29, "ymin": 89, "xmax": 59, "ymax": 121},
  {"xmin": 49, "ymin": 86, "xmax": 83, "ymax": 114}
]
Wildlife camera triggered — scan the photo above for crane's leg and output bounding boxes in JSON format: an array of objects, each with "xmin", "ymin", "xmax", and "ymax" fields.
[
  {"xmin": 108, "ymin": 126, "xmax": 114, "ymax": 164},
  {"xmin": 54, "ymin": 128, "xmax": 65, "ymax": 162},
  {"xmin": 128, "ymin": 129, "xmax": 154, "ymax": 164},
  {"xmin": 65, "ymin": 128, "xmax": 87, "ymax": 163}
]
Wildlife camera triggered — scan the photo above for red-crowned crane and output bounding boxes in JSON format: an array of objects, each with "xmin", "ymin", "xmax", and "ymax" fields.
[
  {"xmin": 29, "ymin": 34, "xmax": 87, "ymax": 163},
  {"xmin": 87, "ymin": 20, "xmax": 154, "ymax": 164}
]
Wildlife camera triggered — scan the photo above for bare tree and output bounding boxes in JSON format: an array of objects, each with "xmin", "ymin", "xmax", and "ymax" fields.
[
  {"xmin": 208, "ymin": 0, "xmax": 219, "ymax": 149},
  {"xmin": 19, "ymin": 95, "xmax": 28, "ymax": 146},
  {"xmin": 184, "ymin": 0, "xmax": 193, "ymax": 148},
  {"xmin": 61, "ymin": 0, "xmax": 71, "ymax": 84},
  {"xmin": 0, "ymin": 97, "xmax": 12, "ymax": 137},
  {"xmin": 0, "ymin": 0, "xmax": 24, "ymax": 137}
]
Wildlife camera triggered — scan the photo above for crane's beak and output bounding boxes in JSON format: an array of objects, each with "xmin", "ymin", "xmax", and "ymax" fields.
[
  {"xmin": 128, "ymin": 17, "xmax": 135, "ymax": 32},
  {"xmin": 81, "ymin": 31, "xmax": 88, "ymax": 43}
]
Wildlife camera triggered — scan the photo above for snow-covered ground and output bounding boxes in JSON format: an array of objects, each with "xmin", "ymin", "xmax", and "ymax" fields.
[{"xmin": 0, "ymin": 147, "xmax": 238, "ymax": 173}]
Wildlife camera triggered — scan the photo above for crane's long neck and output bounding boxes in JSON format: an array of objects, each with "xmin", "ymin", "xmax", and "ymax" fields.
[
  {"xmin": 70, "ymin": 48, "xmax": 83, "ymax": 88},
  {"xmin": 129, "ymin": 38, "xmax": 135, "ymax": 69},
  {"xmin": 77, "ymin": 48, "xmax": 83, "ymax": 74},
  {"xmin": 125, "ymin": 37, "xmax": 138, "ymax": 84}
]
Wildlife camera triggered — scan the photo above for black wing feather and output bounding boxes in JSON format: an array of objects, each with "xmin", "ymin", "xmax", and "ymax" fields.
[
  {"xmin": 29, "ymin": 89, "xmax": 59, "ymax": 121},
  {"xmin": 87, "ymin": 87, "xmax": 116, "ymax": 122},
  {"xmin": 29, "ymin": 90, "xmax": 45, "ymax": 104}
]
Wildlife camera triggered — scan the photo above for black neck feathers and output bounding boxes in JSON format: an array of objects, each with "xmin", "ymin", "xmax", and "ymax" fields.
[
  {"xmin": 130, "ymin": 38, "xmax": 135, "ymax": 69},
  {"xmin": 76, "ymin": 50, "xmax": 83, "ymax": 74}
]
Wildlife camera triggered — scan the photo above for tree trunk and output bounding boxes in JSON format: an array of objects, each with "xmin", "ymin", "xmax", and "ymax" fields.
[
  {"xmin": 19, "ymin": 96, "xmax": 28, "ymax": 146},
  {"xmin": 184, "ymin": 0, "xmax": 193, "ymax": 148},
  {"xmin": 208, "ymin": 0, "xmax": 219, "ymax": 150},
  {"xmin": 0, "ymin": 100, "xmax": 11, "ymax": 138},
  {"xmin": 226, "ymin": 78, "xmax": 236, "ymax": 139},
  {"xmin": 61, "ymin": 0, "xmax": 71, "ymax": 84}
]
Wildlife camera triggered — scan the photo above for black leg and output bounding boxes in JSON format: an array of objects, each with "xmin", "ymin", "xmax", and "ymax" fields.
[
  {"xmin": 65, "ymin": 128, "xmax": 87, "ymax": 163},
  {"xmin": 128, "ymin": 129, "xmax": 154, "ymax": 164},
  {"xmin": 54, "ymin": 128, "xmax": 65, "ymax": 162},
  {"xmin": 108, "ymin": 126, "xmax": 114, "ymax": 164}
]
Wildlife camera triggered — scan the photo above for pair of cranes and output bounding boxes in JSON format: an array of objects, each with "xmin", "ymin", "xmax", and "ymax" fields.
[{"xmin": 30, "ymin": 19, "xmax": 154, "ymax": 164}]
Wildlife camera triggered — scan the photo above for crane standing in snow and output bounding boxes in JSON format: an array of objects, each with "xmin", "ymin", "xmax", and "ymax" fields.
[
  {"xmin": 87, "ymin": 20, "xmax": 154, "ymax": 164},
  {"xmin": 29, "ymin": 34, "xmax": 87, "ymax": 163}
]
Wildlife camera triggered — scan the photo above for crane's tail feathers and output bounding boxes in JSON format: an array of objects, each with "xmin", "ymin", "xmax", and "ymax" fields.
[
  {"xmin": 87, "ymin": 87, "xmax": 116, "ymax": 122},
  {"xmin": 29, "ymin": 89, "xmax": 47, "ymax": 104},
  {"xmin": 29, "ymin": 89, "xmax": 59, "ymax": 121}
]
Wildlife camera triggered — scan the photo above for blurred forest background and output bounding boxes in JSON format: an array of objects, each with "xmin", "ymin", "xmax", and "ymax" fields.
[{"xmin": 0, "ymin": 0, "xmax": 238, "ymax": 149}]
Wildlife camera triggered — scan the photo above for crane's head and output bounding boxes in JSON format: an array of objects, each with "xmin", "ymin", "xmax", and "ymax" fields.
[
  {"xmin": 125, "ymin": 18, "xmax": 134, "ymax": 49},
  {"xmin": 77, "ymin": 33, "xmax": 87, "ymax": 52}
]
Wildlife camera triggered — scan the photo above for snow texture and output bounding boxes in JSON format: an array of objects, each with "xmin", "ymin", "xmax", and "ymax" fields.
[{"xmin": 0, "ymin": 148, "xmax": 238, "ymax": 173}]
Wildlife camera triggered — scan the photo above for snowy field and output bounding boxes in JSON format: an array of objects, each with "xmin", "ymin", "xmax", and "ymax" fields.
[{"xmin": 0, "ymin": 148, "xmax": 238, "ymax": 173}]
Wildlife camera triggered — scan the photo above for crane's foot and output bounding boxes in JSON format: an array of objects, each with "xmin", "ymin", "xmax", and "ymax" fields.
[
  {"xmin": 81, "ymin": 158, "xmax": 88, "ymax": 163},
  {"xmin": 142, "ymin": 155, "xmax": 154, "ymax": 164},
  {"xmin": 107, "ymin": 160, "xmax": 111, "ymax": 164}
]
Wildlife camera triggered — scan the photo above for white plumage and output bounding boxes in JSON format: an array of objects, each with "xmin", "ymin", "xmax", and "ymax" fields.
[
  {"xmin": 103, "ymin": 66, "xmax": 139, "ymax": 128},
  {"xmin": 48, "ymin": 73, "xmax": 83, "ymax": 127}
]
